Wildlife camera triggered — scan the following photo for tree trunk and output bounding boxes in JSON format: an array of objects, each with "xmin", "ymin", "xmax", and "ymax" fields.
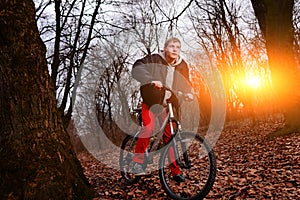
[
  {"xmin": 251, "ymin": 0, "xmax": 300, "ymax": 136},
  {"xmin": 0, "ymin": 0, "xmax": 95, "ymax": 199}
]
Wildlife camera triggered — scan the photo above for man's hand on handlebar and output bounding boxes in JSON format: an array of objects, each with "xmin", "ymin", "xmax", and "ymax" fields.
[
  {"xmin": 150, "ymin": 83, "xmax": 194, "ymax": 102},
  {"xmin": 151, "ymin": 80, "xmax": 163, "ymax": 89},
  {"xmin": 177, "ymin": 91, "xmax": 194, "ymax": 102},
  {"xmin": 184, "ymin": 93, "xmax": 194, "ymax": 101}
]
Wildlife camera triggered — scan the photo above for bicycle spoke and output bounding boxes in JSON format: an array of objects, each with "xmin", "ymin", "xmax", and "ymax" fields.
[
  {"xmin": 119, "ymin": 135, "xmax": 141, "ymax": 184},
  {"xmin": 159, "ymin": 132, "xmax": 216, "ymax": 200}
]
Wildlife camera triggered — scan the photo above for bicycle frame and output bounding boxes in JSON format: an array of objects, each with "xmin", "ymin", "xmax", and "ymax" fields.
[
  {"xmin": 132, "ymin": 100, "xmax": 191, "ymax": 170},
  {"xmin": 167, "ymin": 102, "xmax": 191, "ymax": 169},
  {"xmin": 120, "ymin": 88, "xmax": 216, "ymax": 199}
]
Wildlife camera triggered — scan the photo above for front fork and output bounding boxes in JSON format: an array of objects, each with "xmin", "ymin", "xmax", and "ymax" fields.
[{"xmin": 168, "ymin": 103, "xmax": 191, "ymax": 169}]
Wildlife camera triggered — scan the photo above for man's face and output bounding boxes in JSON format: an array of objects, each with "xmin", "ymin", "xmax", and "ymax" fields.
[{"xmin": 164, "ymin": 41, "xmax": 181, "ymax": 62}]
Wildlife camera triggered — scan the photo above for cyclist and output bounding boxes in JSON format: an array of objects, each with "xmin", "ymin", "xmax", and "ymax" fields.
[{"xmin": 131, "ymin": 37, "xmax": 193, "ymax": 182}]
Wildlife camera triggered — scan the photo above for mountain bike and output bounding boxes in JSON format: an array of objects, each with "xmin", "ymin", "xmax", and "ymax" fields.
[{"xmin": 119, "ymin": 88, "xmax": 216, "ymax": 200}]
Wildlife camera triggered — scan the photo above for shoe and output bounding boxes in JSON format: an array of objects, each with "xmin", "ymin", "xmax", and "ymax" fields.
[
  {"xmin": 173, "ymin": 174, "xmax": 185, "ymax": 183},
  {"xmin": 132, "ymin": 163, "xmax": 146, "ymax": 176}
]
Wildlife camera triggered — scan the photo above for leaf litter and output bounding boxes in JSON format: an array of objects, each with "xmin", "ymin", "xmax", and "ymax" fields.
[{"xmin": 78, "ymin": 116, "xmax": 300, "ymax": 199}]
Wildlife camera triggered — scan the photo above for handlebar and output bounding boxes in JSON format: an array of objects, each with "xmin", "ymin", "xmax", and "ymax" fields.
[
  {"xmin": 150, "ymin": 83, "xmax": 193, "ymax": 101},
  {"xmin": 159, "ymin": 85, "xmax": 194, "ymax": 103}
]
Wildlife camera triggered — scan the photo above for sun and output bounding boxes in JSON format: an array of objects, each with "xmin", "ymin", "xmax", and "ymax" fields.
[{"xmin": 245, "ymin": 75, "xmax": 261, "ymax": 89}]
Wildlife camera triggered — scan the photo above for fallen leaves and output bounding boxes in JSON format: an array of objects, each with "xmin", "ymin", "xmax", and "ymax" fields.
[{"xmin": 78, "ymin": 116, "xmax": 300, "ymax": 199}]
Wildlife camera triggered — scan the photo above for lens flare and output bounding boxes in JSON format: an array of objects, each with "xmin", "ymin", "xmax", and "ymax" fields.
[{"xmin": 245, "ymin": 75, "xmax": 261, "ymax": 89}]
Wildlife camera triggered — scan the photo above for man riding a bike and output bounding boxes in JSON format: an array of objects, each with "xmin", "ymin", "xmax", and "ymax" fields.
[{"xmin": 131, "ymin": 37, "xmax": 194, "ymax": 182}]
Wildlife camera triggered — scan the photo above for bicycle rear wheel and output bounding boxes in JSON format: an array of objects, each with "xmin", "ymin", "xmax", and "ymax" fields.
[
  {"xmin": 158, "ymin": 132, "xmax": 216, "ymax": 200},
  {"xmin": 119, "ymin": 135, "xmax": 141, "ymax": 184}
]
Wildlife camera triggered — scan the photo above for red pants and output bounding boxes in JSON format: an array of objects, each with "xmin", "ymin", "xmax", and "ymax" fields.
[{"xmin": 133, "ymin": 103, "xmax": 181, "ymax": 176}]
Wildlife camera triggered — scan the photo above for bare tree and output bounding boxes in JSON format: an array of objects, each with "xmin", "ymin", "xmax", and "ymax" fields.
[
  {"xmin": 93, "ymin": 38, "xmax": 139, "ymax": 146},
  {"xmin": 293, "ymin": 0, "xmax": 300, "ymax": 66},
  {"xmin": 35, "ymin": 0, "xmax": 102, "ymax": 126},
  {"xmin": 189, "ymin": 0, "xmax": 244, "ymax": 119},
  {"xmin": 187, "ymin": 0, "xmax": 273, "ymax": 122},
  {"xmin": 251, "ymin": 0, "xmax": 300, "ymax": 135},
  {"xmin": 0, "ymin": 0, "xmax": 95, "ymax": 198},
  {"xmin": 34, "ymin": 0, "xmax": 196, "ymax": 129}
]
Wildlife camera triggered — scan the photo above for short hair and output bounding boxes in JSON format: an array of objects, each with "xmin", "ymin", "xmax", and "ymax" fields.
[{"xmin": 164, "ymin": 37, "xmax": 181, "ymax": 48}]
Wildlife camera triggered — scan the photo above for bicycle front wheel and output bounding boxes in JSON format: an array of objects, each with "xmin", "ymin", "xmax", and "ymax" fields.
[
  {"xmin": 119, "ymin": 135, "xmax": 141, "ymax": 184},
  {"xmin": 158, "ymin": 132, "xmax": 216, "ymax": 200}
]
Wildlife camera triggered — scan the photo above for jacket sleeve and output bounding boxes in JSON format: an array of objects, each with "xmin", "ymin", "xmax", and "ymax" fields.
[{"xmin": 131, "ymin": 55, "xmax": 157, "ymax": 85}]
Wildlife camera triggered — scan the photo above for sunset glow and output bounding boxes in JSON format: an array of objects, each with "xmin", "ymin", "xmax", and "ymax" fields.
[{"xmin": 245, "ymin": 75, "xmax": 261, "ymax": 89}]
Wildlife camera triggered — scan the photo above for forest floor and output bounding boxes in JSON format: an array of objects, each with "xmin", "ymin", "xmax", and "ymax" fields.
[{"xmin": 78, "ymin": 115, "xmax": 300, "ymax": 199}]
